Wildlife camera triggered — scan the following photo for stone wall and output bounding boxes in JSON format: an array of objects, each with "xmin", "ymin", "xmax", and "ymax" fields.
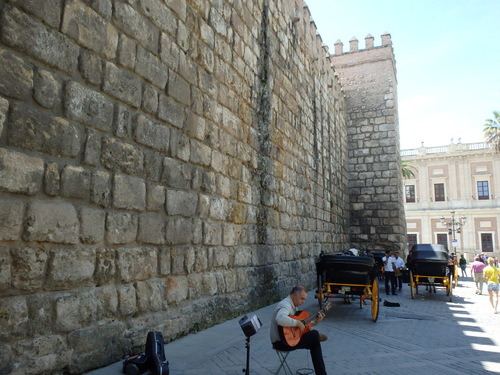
[
  {"xmin": 0, "ymin": 0, "xmax": 353, "ymax": 373},
  {"xmin": 330, "ymin": 33, "xmax": 407, "ymax": 253}
]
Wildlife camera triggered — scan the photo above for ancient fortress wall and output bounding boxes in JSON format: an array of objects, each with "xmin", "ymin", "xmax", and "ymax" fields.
[
  {"xmin": 0, "ymin": 0, "xmax": 357, "ymax": 373},
  {"xmin": 330, "ymin": 34, "xmax": 407, "ymax": 252}
]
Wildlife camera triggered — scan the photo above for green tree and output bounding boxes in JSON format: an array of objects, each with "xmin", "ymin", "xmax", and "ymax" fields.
[
  {"xmin": 401, "ymin": 159, "xmax": 416, "ymax": 179},
  {"xmin": 483, "ymin": 110, "xmax": 500, "ymax": 152}
]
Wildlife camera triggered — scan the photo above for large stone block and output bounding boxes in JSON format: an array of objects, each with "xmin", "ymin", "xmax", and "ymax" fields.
[
  {"xmin": 113, "ymin": 173, "xmax": 146, "ymax": 211},
  {"xmin": 60, "ymin": 165, "xmax": 91, "ymax": 200},
  {"xmin": 80, "ymin": 207, "xmax": 105, "ymax": 244},
  {"xmin": 26, "ymin": 293, "xmax": 55, "ymax": 335},
  {"xmin": 116, "ymin": 247, "xmax": 157, "ymax": 282},
  {"xmin": 135, "ymin": 46, "xmax": 169, "ymax": 89},
  {"xmin": 106, "ymin": 212, "xmax": 138, "ymax": 245},
  {"xmin": 23, "ymin": 201, "xmax": 79, "ymax": 244},
  {"xmin": 117, "ymin": 284, "xmax": 136, "ymax": 316},
  {"xmin": 165, "ymin": 218, "xmax": 194, "ymax": 245},
  {"xmin": 103, "ymin": 62, "xmax": 142, "ymax": 108},
  {"xmin": 54, "ymin": 293, "xmax": 81, "ymax": 332},
  {"xmin": 146, "ymin": 183, "xmax": 165, "ymax": 211},
  {"xmin": 46, "ymin": 248, "xmax": 96, "ymax": 289},
  {"xmin": 61, "ymin": 0, "xmax": 118, "ymax": 59},
  {"xmin": 0, "ymin": 47, "xmax": 33, "ymax": 99},
  {"xmin": 94, "ymin": 248, "xmax": 117, "ymax": 286},
  {"xmin": 162, "ymin": 157, "xmax": 192, "ymax": 189},
  {"xmin": 113, "ymin": 2, "xmax": 159, "ymax": 53},
  {"xmin": 0, "ymin": 247, "xmax": 11, "ymax": 291},
  {"xmin": 138, "ymin": 0, "xmax": 177, "ymax": 35},
  {"xmin": 166, "ymin": 189, "xmax": 198, "ymax": 217},
  {"xmin": 8, "ymin": 104, "xmax": 82, "ymax": 157},
  {"xmin": 0, "ymin": 198, "xmax": 23, "ymax": 241},
  {"xmin": 166, "ymin": 275, "xmax": 188, "ymax": 304},
  {"xmin": 158, "ymin": 94, "xmax": 185, "ymax": 128},
  {"xmin": 65, "ymin": 81, "xmax": 114, "ymax": 132},
  {"xmin": 33, "ymin": 68, "xmax": 61, "ymax": 109},
  {"xmin": 79, "ymin": 50, "xmax": 103, "ymax": 86},
  {"xmin": 67, "ymin": 323, "xmax": 127, "ymax": 373},
  {"xmin": 0, "ymin": 97, "xmax": 8, "ymax": 137},
  {"xmin": 101, "ymin": 136, "xmax": 144, "ymax": 175},
  {"xmin": 91, "ymin": 170, "xmax": 111, "ymax": 207},
  {"xmin": 133, "ymin": 114, "xmax": 170, "ymax": 152},
  {"xmin": 135, "ymin": 279, "xmax": 165, "ymax": 312},
  {"xmin": 11, "ymin": 335, "xmax": 69, "ymax": 375},
  {"xmin": 0, "ymin": 296, "xmax": 28, "ymax": 340},
  {"xmin": 10, "ymin": 0, "xmax": 62, "ymax": 28},
  {"xmin": 137, "ymin": 214, "xmax": 165, "ymax": 245},
  {"xmin": 10, "ymin": 247, "xmax": 48, "ymax": 291},
  {"xmin": 0, "ymin": 6, "xmax": 79, "ymax": 73}
]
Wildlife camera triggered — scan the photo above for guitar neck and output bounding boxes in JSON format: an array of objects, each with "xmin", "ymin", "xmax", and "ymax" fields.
[{"xmin": 301, "ymin": 309, "xmax": 322, "ymax": 325}]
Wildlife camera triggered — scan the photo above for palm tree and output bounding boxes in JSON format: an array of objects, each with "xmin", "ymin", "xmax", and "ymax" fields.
[
  {"xmin": 483, "ymin": 110, "xmax": 500, "ymax": 152},
  {"xmin": 401, "ymin": 159, "xmax": 416, "ymax": 179}
]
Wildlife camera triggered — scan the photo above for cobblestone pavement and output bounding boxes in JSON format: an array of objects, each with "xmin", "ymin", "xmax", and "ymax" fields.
[{"xmin": 86, "ymin": 271, "xmax": 500, "ymax": 375}]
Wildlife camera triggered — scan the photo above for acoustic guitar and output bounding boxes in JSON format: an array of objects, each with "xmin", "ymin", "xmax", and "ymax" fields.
[{"xmin": 280, "ymin": 301, "xmax": 332, "ymax": 347}]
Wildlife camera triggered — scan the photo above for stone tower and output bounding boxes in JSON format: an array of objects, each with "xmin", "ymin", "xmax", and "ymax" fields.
[{"xmin": 330, "ymin": 32, "xmax": 407, "ymax": 253}]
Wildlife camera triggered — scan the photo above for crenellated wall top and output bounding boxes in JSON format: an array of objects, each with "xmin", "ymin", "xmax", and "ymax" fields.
[{"xmin": 334, "ymin": 32, "xmax": 392, "ymax": 55}]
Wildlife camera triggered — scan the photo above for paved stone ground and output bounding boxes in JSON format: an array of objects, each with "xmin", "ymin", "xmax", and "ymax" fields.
[{"xmin": 86, "ymin": 269, "xmax": 500, "ymax": 375}]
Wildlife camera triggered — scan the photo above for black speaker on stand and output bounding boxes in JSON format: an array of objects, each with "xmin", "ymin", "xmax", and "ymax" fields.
[{"xmin": 238, "ymin": 314, "xmax": 262, "ymax": 374}]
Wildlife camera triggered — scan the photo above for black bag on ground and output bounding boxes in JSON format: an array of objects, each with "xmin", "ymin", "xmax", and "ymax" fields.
[
  {"xmin": 146, "ymin": 331, "xmax": 170, "ymax": 375},
  {"xmin": 122, "ymin": 353, "xmax": 149, "ymax": 375}
]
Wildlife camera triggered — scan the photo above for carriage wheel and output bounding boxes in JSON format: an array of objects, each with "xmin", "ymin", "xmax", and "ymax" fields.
[
  {"xmin": 410, "ymin": 271, "xmax": 415, "ymax": 299},
  {"xmin": 371, "ymin": 278, "xmax": 379, "ymax": 322},
  {"xmin": 360, "ymin": 294, "xmax": 364, "ymax": 309},
  {"xmin": 454, "ymin": 267, "xmax": 458, "ymax": 288},
  {"xmin": 449, "ymin": 275, "xmax": 454, "ymax": 301},
  {"xmin": 317, "ymin": 273, "xmax": 325, "ymax": 309}
]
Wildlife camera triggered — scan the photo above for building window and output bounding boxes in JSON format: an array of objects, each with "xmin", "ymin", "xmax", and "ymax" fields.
[
  {"xmin": 481, "ymin": 233, "xmax": 493, "ymax": 252},
  {"xmin": 407, "ymin": 234, "xmax": 417, "ymax": 251},
  {"xmin": 434, "ymin": 183, "xmax": 445, "ymax": 201},
  {"xmin": 437, "ymin": 233, "xmax": 448, "ymax": 248},
  {"xmin": 477, "ymin": 181, "xmax": 489, "ymax": 200},
  {"xmin": 405, "ymin": 185, "xmax": 416, "ymax": 203}
]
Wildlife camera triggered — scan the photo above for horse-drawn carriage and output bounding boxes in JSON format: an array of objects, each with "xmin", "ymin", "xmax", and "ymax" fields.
[
  {"xmin": 315, "ymin": 251, "xmax": 380, "ymax": 322},
  {"xmin": 406, "ymin": 244, "xmax": 454, "ymax": 301}
]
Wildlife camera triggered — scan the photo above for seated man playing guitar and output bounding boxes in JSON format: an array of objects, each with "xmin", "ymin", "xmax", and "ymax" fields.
[{"xmin": 270, "ymin": 285, "xmax": 329, "ymax": 375}]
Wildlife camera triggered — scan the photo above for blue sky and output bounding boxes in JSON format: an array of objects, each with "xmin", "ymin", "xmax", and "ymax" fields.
[{"xmin": 305, "ymin": 0, "xmax": 500, "ymax": 149}]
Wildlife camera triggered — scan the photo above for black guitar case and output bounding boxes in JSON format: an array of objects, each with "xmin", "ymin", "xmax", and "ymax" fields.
[{"xmin": 146, "ymin": 331, "xmax": 170, "ymax": 375}]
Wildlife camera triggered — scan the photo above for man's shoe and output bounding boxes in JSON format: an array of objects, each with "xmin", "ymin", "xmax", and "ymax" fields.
[
  {"xmin": 392, "ymin": 293, "xmax": 397, "ymax": 295},
  {"xmin": 319, "ymin": 333, "xmax": 328, "ymax": 342}
]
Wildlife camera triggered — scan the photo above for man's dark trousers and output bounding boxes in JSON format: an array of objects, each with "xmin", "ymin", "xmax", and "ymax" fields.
[
  {"xmin": 385, "ymin": 271, "xmax": 397, "ymax": 294},
  {"xmin": 272, "ymin": 329, "xmax": 327, "ymax": 375}
]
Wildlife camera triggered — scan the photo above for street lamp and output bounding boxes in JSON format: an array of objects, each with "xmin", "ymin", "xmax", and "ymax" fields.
[{"xmin": 440, "ymin": 211, "xmax": 466, "ymax": 247}]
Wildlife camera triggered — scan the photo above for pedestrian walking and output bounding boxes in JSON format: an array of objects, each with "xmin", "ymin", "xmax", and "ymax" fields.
[
  {"xmin": 459, "ymin": 254, "xmax": 467, "ymax": 277},
  {"xmin": 383, "ymin": 250, "xmax": 397, "ymax": 295},
  {"xmin": 483, "ymin": 257, "xmax": 500, "ymax": 314},
  {"xmin": 471, "ymin": 256, "xmax": 485, "ymax": 294}
]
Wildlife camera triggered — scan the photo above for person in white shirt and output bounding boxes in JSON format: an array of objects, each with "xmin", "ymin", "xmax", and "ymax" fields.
[
  {"xmin": 270, "ymin": 285, "xmax": 328, "ymax": 375},
  {"xmin": 383, "ymin": 250, "xmax": 397, "ymax": 295},
  {"xmin": 393, "ymin": 251, "xmax": 405, "ymax": 291}
]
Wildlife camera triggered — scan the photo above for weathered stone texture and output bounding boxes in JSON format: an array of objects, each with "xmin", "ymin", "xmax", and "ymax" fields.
[
  {"xmin": 0, "ymin": 0, "xmax": 408, "ymax": 373},
  {"xmin": 61, "ymin": 0, "xmax": 118, "ymax": 59},
  {"xmin": 9, "ymin": 104, "xmax": 82, "ymax": 157},
  {"xmin": 0, "ymin": 198, "xmax": 23, "ymax": 241},
  {"xmin": 65, "ymin": 81, "xmax": 114, "ymax": 132},
  {"xmin": 0, "ymin": 148, "xmax": 44, "ymax": 195},
  {"xmin": 0, "ymin": 5, "xmax": 79, "ymax": 74},
  {"xmin": 23, "ymin": 201, "xmax": 79, "ymax": 244}
]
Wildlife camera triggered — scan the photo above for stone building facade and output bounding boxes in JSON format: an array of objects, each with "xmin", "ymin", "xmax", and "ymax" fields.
[
  {"xmin": 0, "ymin": 0, "xmax": 404, "ymax": 373},
  {"xmin": 402, "ymin": 141, "xmax": 500, "ymax": 260}
]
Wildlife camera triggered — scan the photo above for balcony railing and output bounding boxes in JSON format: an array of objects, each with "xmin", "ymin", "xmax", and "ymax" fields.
[{"xmin": 401, "ymin": 142, "xmax": 490, "ymax": 156}]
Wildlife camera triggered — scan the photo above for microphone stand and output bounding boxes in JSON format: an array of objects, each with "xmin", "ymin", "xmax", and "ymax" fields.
[{"xmin": 242, "ymin": 336, "xmax": 250, "ymax": 374}]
